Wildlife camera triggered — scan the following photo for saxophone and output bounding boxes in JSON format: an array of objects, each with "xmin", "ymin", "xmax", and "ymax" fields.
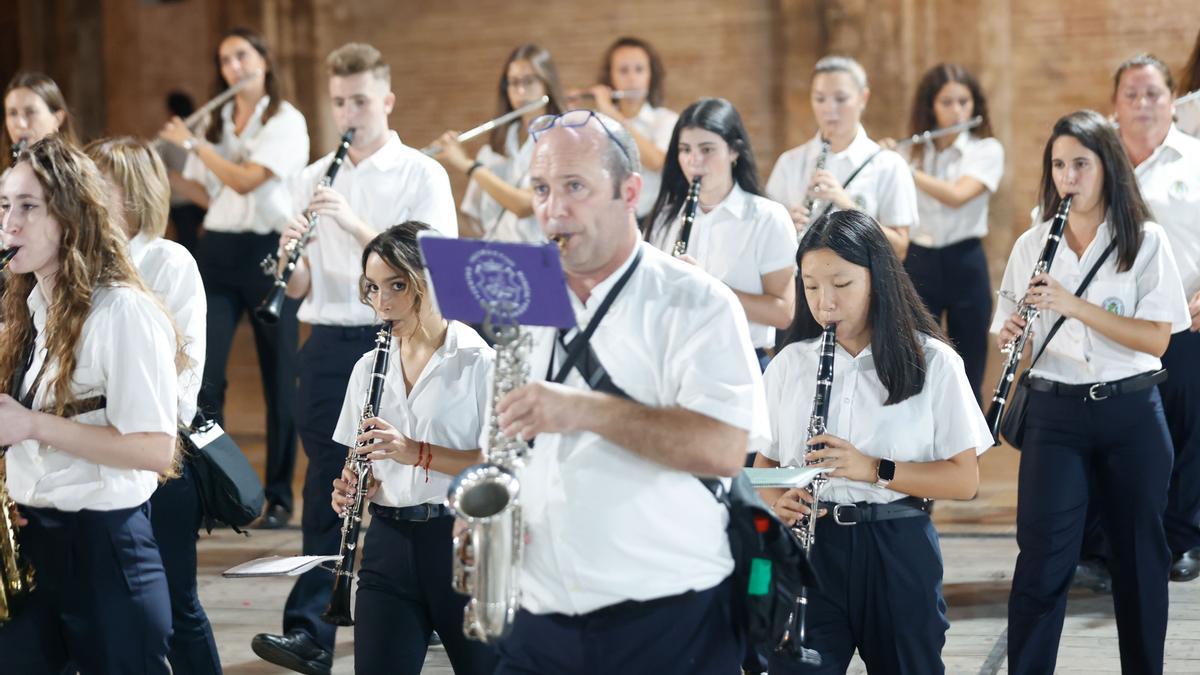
[
  {"xmin": 447, "ymin": 308, "xmax": 531, "ymax": 643},
  {"xmin": 321, "ymin": 321, "xmax": 392, "ymax": 626},
  {"xmin": 776, "ymin": 322, "xmax": 837, "ymax": 666},
  {"xmin": 0, "ymin": 475, "xmax": 34, "ymax": 624}
]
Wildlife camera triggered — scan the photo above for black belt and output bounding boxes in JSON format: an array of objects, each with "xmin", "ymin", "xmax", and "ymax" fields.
[
  {"xmin": 368, "ymin": 502, "xmax": 450, "ymax": 522},
  {"xmin": 1027, "ymin": 369, "xmax": 1167, "ymax": 402},
  {"xmin": 816, "ymin": 496, "xmax": 931, "ymax": 525}
]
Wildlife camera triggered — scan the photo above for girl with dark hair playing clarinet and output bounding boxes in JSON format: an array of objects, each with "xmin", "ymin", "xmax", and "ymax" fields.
[
  {"xmin": 995, "ymin": 110, "xmax": 1189, "ymax": 675},
  {"xmin": 328, "ymin": 222, "xmax": 497, "ymax": 675},
  {"xmin": 644, "ymin": 97, "xmax": 796, "ymax": 370},
  {"xmin": 754, "ymin": 209, "xmax": 990, "ymax": 675}
]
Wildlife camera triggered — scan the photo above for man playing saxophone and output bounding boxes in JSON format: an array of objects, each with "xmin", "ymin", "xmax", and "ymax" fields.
[{"xmin": 489, "ymin": 110, "xmax": 770, "ymax": 675}]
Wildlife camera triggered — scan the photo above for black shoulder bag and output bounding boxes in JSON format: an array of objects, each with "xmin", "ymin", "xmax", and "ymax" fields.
[
  {"xmin": 1001, "ymin": 239, "xmax": 1117, "ymax": 449},
  {"xmin": 184, "ymin": 416, "xmax": 265, "ymax": 534},
  {"xmin": 547, "ymin": 250, "xmax": 816, "ymax": 650}
]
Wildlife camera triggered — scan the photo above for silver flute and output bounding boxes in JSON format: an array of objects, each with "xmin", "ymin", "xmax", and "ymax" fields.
[
  {"xmin": 422, "ymin": 95, "xmax": 550, "ymax": 156},
  {"xmin": 894, "ymin": 115, "xmax": 983, "ymax": 149}
]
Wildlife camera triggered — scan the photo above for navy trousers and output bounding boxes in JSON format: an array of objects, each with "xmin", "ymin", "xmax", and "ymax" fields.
[
  {"xmin": 281, "ymin": 324, "xmax": 377, "ymax": 652},
  {"xmin": 149, "ymin": 461, "xmax": 222, "ymax": 675},
  {"xmin": 1008, "ymin": 386, "xmax": 1172, "ymax": 675},
  {"xmin": 903, "ymin": 239, "xmax": 992, "ymax": 403},
  {"xmin": 353, "ymin": 513, "xmax": 497, "ymax": 675},
  {"xmin": 495, "ymin": 576, "xmax": 741, "ymax": 675},
  {"xmin": 195, "ymin": 230, "xmax": 300, "ymax": 513},
  {"xmin": 767, "ymin": 515, "xmax": 949, "ymax": 675},
  {"xmin": 0, "ymin": 503, "xmax": 172, "ymax": 674}
]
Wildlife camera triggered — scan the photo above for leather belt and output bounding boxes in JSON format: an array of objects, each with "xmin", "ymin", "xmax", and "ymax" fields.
[
  {"xmin": 816, "ymin": 496, "xmax": 932, "ymax": 525},
  {"xmin": 1026, "ymin": 369, "xmax": 1167, "ymax": 402},
  {"xmin": 368, "ymin": 502, "xmax": 450, "ymax": 522}
]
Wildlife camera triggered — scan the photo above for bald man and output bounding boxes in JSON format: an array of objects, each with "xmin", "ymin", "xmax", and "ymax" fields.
[{"xmin": 487, "ymin": 110, "xmax": 769, "ymax": 674}]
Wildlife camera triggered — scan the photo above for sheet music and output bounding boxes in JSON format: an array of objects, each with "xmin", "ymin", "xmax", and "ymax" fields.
[{"xmin": 222, "ymin": 554, "xmax": 339, "ymax": 578}]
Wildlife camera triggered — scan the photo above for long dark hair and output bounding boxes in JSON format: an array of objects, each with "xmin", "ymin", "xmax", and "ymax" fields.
[
  {"xmin": 1037, "ymin": 110, "xmax": 1148, "ymax": 272},
  {"xmin": 1182, "ymin": 31, "xmax": 1200, "ymax": 96},
  {"xmin": 598, "ymin": 36, "xmax": 666, "ymax": 108},
  {"xmin": 644, "ymin": 97, "xmax": 763, "ymax": 239},
  {"xmin": 489, "ymin": 43, "xmax": 566, "ymax": 155},
  {"xmin": 360, "ymin": 221, "xmax": 432, "ymax": 315},
  {"xmin": 785, "ymin": 210, "xmax": 944, "ymax": 405},
  {"xmin": 205, "ymin": 27, "xmax": 282, "ymax": 144},
  {"xmin": 907, "ymin": 63, "xmax": 993, "ymax": 166}
]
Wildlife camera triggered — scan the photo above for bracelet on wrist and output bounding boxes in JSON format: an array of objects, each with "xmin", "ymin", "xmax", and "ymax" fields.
[{"xmin": 465, "ymin": 160, "xmax": 483, "ymax": 178}]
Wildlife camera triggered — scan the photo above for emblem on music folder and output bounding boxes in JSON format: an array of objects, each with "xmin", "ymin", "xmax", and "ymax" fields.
[{"xmin": 465, "ymin": 249, "xmax": 532, "ymax": 318}]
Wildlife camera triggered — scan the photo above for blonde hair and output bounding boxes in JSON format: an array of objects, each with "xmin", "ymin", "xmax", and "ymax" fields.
[
  {"xmin": 0, "ymin": 136, "xmax": 187, "ymax": 475},
  {"xmin": 84, "ymin": 137, "xmax": 170, "ymax": 239},
  {"xmin": 327, "ymin": 43, "xmax": 390, "ymax": 85},
  {"xmin": 813, "ymin": 55, "xmax": 869, "ymax": 91}
]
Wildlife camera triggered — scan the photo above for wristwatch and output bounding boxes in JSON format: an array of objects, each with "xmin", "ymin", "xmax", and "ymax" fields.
[
  {"xmin": 182, "ymin": 137, "xmax": 197, "ymax": 153},
  {"xmin": 874, "ymin": 459, "xmax": 896, "ymax": 489}
]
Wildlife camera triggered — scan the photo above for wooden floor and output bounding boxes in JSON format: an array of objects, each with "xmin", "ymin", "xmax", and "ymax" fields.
[{"xmin": 203, "ymin": 319, "xmax": 1200, "ymax": 674}]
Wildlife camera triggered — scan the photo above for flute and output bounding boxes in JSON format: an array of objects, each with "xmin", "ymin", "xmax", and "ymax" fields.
[
  {"xmin": 566, "ymin": 88, "xmax": 646, "ymax": 102},
  {"xmin": 421, "ymin": 95, "xmax": 550, "ymax": 156},
  {"xmin": 894, "ymin": 116, "xmax": 983, "ymax": 149}
]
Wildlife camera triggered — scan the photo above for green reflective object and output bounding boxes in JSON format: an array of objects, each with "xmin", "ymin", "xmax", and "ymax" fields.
[{"xmin": 747, "ymin": 557, "xmax": 772, "ymax": 596}]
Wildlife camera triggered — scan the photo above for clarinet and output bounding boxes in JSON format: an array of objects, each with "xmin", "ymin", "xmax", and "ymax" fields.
[
  {"xmin": 800, "ymin": 138, "xmax": 832, "ymax": 235},
  {"xmin": 321, "ymin": 321, "xmax": 392, "ymax": 626},
  {"xmin": 776, "ymin": 322, "xmax": 837, "ymax": 666},
  {"xmin": 255, "ymin": 128, "xmax": 355, "ymax": 324},
  {"xmin": 672, "ymin": 175, "xmax": 703, "ymax": 257},
  {"xmin": 984, "ymin": 194, "xmax": 1073, "ymax": 444},
  {"xmin": 9, "ymin": 139, "xmax": 26, "ymax": 165}
]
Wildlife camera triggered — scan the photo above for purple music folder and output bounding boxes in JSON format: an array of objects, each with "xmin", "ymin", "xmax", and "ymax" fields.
[{"xmin": 418, "ymin": 235, "xmax": 575, "ymax": 329}]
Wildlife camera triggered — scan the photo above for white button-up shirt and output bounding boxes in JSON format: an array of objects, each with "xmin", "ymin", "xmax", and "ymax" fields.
[
  {"xmin": 991, "ymin": 219, "xmax": 1190, "ymax": 384},
  {"xmin": 628, "ymin": 103, "xmax": 679, "ymax": 217},
  {"xmin": 646, "ymin": 184, "xmax": 797, "ymax": 347},
  {"xmin": 761, "ymin": 335, "xmax": 992, "ymax": 504},
  {"xmin": 183, "ymin": 97, "xmax": 309, "ymax": 235},
  {"xmin": 907, "ymin": 133, "xmax": 1004, "ymax": 247},
  {"xmin": 129, "ymin": 232, "xmax": 205, "ymax": 425},
  {"xmin": 767, "ymin": 126, "xmax": 919, "ymax": 228},
  {"xmin": 292, "ymin": 132, "xmax": 457, "ymax": 327},
  {"xmin": 7, "ymin": 285, "xmax": 179, "ymax": 511},
  {"xmin": 461, "ymin": 124, "xmax": 541, "ymax": 243},
  {"xmin": 511, "ymin": 242, "xmax": 770, "ymax": 616},
  {"xmin": 1177, "ymin": 97, "xmax": 1200, "ymax": 138},
  {"xmin": 1132, "ymin": 125, "xmax": 1200, "ymax": 298},
  {"xmin": 333, "ymin": 321, "xmax": 493, "ymax": 508}
]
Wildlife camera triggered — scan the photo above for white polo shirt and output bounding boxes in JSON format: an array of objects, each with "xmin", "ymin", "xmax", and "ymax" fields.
[
  {"xmin": 646, "ymin": 184, "xmax": 798, "ymax": 348},
  {"xmin": 129, "ymin": 232, "xmax": 205, "ymax": 425},
  {"xmin": 511, "ymin": 242, "xmax": 770, "ymax": 616},
  {"xmin": 627, "ymin": 103, "xmax": 679, "ymax": 216},
  {"xmin": 292, "ymin": 132, "xmax": 458, "ymax": 327},
  {"xmin": 333, "ymin": 321, "xmax": 493, "ymax": 509},
  {"xmin": 761, "ymin": 334, "xmax": 992, "ymax": 504},
  {"xmin": 990, "ymin": 219, "xmax": 1190, "ymax": 384},
  {"xmin": 183, "ymin": 97, "xmax": 309, "ymax": 235},
  {"xmin": 766, "ymin": 126, "xmax": 919, "ymax": 228},
  {"xmin": 1131, "ymin": 125, "xmax": 1200, "ymax": 298},
  {"xmin": 7, "ymin": 285, "xmax": 179, "ymax": 511},
  {"xmin": 907, "ymin": 133, "xmax": 1004, "ymax": 247},
  {"xmin": 461, "ymin": 124, "xmax": 541, "ymax": 243}
]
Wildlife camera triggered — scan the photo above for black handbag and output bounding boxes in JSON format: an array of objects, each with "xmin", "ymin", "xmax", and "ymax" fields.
[
  {"xmin": 184, "ymin": 419, "xmax": 265, "ymax": 534},
  {"xmin": 1000, "ymin": 239, "xmax": 1116, "ymax": 450}
]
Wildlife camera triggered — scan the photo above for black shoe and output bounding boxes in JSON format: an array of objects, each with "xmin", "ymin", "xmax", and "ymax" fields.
[
  {"xmin": 257, "ymin": 503, "xmax": 292, "ymax": 530},
  {"xmin": 1072, "ymin": 558, "xmax": 1112, "ymax": 593},
  {"xmin": 251, "ymin": 630, "xmax": 332, "ymax": 675},
  {"xmin": 1171, "ymin": 549, "xmax": 1200, "ymax": 582}
]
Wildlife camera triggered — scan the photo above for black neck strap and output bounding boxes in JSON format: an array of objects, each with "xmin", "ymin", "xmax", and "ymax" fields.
[{"xmin": 550, "ymin": 247, "xmax": 644, "ymax": 385}]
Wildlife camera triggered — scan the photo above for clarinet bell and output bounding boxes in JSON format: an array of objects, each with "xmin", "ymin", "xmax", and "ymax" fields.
[{"xmin": 255, "ymin": 286, "xmax": 287, "ymax": 325}]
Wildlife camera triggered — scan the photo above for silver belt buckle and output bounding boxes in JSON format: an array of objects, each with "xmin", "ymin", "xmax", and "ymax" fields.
[
  {"xmin": 1088, "ymin": 383, "xmax": 1109, "ymax": 401},
  {"xmin": 832, "ymin": 503, "xmax": 859, "ymax": 525}
]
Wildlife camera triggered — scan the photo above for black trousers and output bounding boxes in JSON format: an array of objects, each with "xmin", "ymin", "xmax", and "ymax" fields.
[
  {"xmin": 149, "ymin": 461, "xmax": 223, "ymax": 675},
  {"xmin": 282, "ymin": 324, "xmax": 378, "ymax": 652},
  {"xmin": 495, "ymin": 576, "xmax": 741, "ymax": 675},
  {"xmin": 1008, "ymin": 386, "xmax": 1172, "ymax": 675},
  {"xmin": 168, "ymin": 203, "xmax": 206, "ymax": 254},
  {"xmin": 767, "ymin": 515, "xmax": 948, "ymax": 675},
  {"xmin": 0, "ymin": 503, "xmax": 172, "ymax": 674},
  {"xmin": 353, "ymin": 514, "xmax": 497, "ymax": 675},
  {"xmin": 1082, "ymin": 331, "xmax": 1200, "ymax": 561},
  {"xmin": 195, "ymin": 230, "xmax": 300, "ymax": 513},
  {"xmin": 903, "ymin": 238, "xmax": 992, "ymax": 403}
]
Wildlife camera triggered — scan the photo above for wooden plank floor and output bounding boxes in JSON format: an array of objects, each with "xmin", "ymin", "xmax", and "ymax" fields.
[{"xmin": 203, "ymin": 320, "xmax": 1200, "ymax": 674}]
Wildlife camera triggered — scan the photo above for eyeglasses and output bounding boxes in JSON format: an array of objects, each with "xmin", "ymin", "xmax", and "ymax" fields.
[
  {"xmin": 504, "ymin": 75, "xmax": 541, "ymax": 91},
  {"xmin": 528, "ymin": 109, "xmax": 632, "ymax": 165}
]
